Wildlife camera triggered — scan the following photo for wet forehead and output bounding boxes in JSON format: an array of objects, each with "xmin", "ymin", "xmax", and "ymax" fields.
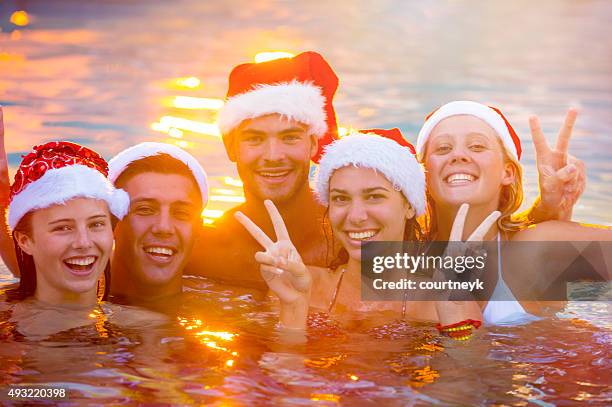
[{"xmin": 123, "ymin": 172, "xmax": 200, "ymax": 206}]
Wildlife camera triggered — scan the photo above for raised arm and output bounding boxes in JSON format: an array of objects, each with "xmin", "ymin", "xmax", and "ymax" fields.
[
  {"xmin": 434, "ymin": 204, "xmax": 494, "ymax": 327},
  {"xmin": 519, "ymin": 109, "xmax": 585, "ymax": 223},
  {"xmin": 235, "ymin": 200, "xmax": 312, "ymax": 330},
  {"xmin": 0, "ymin": 107, "xmax": 19, "ymax": 276}
]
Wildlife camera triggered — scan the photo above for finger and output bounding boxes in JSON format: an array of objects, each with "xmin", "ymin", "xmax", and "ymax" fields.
[
  {"xmin": 555, "ymin": 164, "xmax": 577, "ymax": 183},
  {"xmin": 260, "ymin": 263, "xmax": 283, "ymax": 275},
  {"xmin": 555, "ymin": 108, "xmax": 578, "ymax": 153},
  {"xmin": 449, "ymin": 203, "xmax": 469, "ymax": 241},
  {"xmin": 467, "ymin": 211, "xmax": 501, "ymax": 241},
  {"xmin": 264, "ymin": 199, "xmax": 290, "ymax": 241},
  {"xmin": 529, "ymin": 115, "xmax": 549, "ymax": 158},
  {"xmin": 255, "ymin": 251, "xmax": 278, "ymax": 266},
  {"xmin": 234, "ymin": 211, "xmax": 274, "ymax": 250}
]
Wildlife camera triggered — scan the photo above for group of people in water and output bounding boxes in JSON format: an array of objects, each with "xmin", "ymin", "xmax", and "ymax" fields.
[{"xmin": 1, "ymin": 51, "xmax": 610, "ymax": 341}]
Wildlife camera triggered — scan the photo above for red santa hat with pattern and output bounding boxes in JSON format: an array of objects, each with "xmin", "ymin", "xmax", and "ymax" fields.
[
  {"xmin": 315, "ymin": 128, "xmax": 426, "ymax": 216},
  {"xmin": 217, "ymin": 51, "xmax": 339, "ymax": 163},
  {"xmin": 8, "ymin": 141, "xmax": 130, "ymax": 230},
  {"xmin": 107, "ymin": 142, "xmax": 209, "ymax": 206},
  {"xmin": 416, "ymin": 100, "xmax": 522, "ymax": 161}
]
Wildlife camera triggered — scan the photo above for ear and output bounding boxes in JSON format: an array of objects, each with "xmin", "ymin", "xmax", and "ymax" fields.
[
  {"xmin": 501, "ymin": 161, "xmax": 516, "ymax": 186},
  {"xmin": 309, "ymin": 134, "xmax": 319, "ymax": 160},
  {"xmin": 14, "ymin": 231, "xmax": 34, "ymax": 256},
  {"xmin": 405, "ymin": 202, "xmax": 416, "ymax": 220},
  {"xmin": 222, "ymin": 132, "xmax": 238, "ymax": 163}
]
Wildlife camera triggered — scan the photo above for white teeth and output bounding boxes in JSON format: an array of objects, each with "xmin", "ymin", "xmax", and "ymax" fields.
[
  {"xmin": 145, "ymin": 247, "xmax": 174, "ymax": 256},
  {"xmin": 447, "ymin": 173, "xmax": 475, "ymax": 183},
  {"xmin": 65, "ymin": 256, "xmax": 96, "ymax": 266},
  {"xmin": 348, "ymin": 230, "xmax": 377, "ymax": 240},
  {"xmin": 259, "ymin": 171, "xmax": 289, "ymax": 177}
]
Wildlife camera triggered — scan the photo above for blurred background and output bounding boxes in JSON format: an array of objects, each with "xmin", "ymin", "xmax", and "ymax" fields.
[{"xmin": 1, "ymin": 0, "xmax": 611, "ymax": 225}]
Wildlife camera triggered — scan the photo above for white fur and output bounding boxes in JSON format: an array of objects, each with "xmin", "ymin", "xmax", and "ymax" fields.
[
  {"xmin": 416, "ymin": 100, "xmax": 519, "ymax": 160},
  {"xmin": 8, "ymin": 164, "xmax": 130, "ymax": 230},
  {"xmin": 108, "ymin": 142, "xmax": 208, "ymax": 205},
  {"xmin": 315, "ymin": 132, "xmax": 426, "ymax": 215},
  {"xmin": 217, "ymin": 81, "xmax": 328, "ymax": 137}
]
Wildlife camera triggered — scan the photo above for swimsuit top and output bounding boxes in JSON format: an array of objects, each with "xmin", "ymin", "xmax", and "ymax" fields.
[{"xmin": 482, "ymin": 233, "xmax": 539, "ymax": 326}]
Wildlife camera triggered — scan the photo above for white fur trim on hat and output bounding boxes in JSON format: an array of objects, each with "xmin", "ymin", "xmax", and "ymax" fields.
[
  {"xmin": 416, "ymin": 101, "xmax": 519, "ymax": 160},
  {"xmin": 8, "ymin": 164, "xmax": 130, "ymax": 230},
  {"xmin": 218, "ymin": 81, "xmax": 328, "ymax": 137},
  {"xmin": 108, "ymin": 142, "xmax": 208, "ymax": 206},
  {"xmin": 315, "ymin": 132, "xmax": 426, "ymax": 216}
]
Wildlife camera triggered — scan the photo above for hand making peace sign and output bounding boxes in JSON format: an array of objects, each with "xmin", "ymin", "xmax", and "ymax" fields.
[
  {"xmin": 435, "ymin": 203, "xmax": 498, "ymax": 323},
  {"xmin": 529, "ymin": 109, "xmax": 586, "ymax": 217},
  {"xmin": 235, "ymin": 200, "xmax": 312, "ymax": 307}
]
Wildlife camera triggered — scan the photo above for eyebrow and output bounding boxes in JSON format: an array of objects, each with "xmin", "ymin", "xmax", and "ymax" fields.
[
  {"xmin": 330, "ymin": 187, "xmax": 390, "ymax": 194},
  {"xmin": 239, "ymin": 129, "xmax": 266, "ymax": 136},
  {"xmin": 172, "ymin": 201, "xmax": 198, "ymax": 208},
  {"xmin": 131, "ymin": 198, "xmax": 159, "ymax": 205},
  {"xmin": 279, "ymin": 127, "xmax": 306, "ymax": 135},
  {"xmin": 48, "ymin": 214, "xmax": 108, "ymax": 225}
]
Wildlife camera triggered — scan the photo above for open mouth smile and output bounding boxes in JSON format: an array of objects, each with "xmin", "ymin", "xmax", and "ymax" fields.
[
  {"xmin": 63, "ymin": 256, "xmax": 98, "ymax": 275},
  {"xmin": 256, "ymin": 169, "xmax": 292, "ymax": 183},
  {"xmin": 346, "ymin": 229, "xmax": 379, "ymax": 244},
  {"xmin": 445, "ymin": 172, "xmax": 478, "ymax": 185},
  {"xmin": 143, "ymin": 245, "xmax": 177, "ymax": 264}
]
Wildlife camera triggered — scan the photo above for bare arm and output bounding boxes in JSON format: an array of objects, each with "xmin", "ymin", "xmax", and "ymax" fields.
[{"xmin": 0, "ymin": 107, "xmax": 19, "ymax": 276}]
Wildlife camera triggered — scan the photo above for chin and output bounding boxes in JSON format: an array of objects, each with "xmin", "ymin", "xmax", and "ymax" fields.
[
  {"xmin": 66, "ymin": 280, "xmax": 98, "ymax": 294},
  {"xmin": 140, "ymin": 267, "xmax": 180, "ymax": 286}
]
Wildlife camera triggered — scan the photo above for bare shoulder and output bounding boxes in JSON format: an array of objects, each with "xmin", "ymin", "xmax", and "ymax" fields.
[
  {"xmin": 107, "ymin": 303, "xmax": 169, "ymax": 328},
  {"xmin": 512, "ymin": 220, "xmax": 612, "ymax": 242}
]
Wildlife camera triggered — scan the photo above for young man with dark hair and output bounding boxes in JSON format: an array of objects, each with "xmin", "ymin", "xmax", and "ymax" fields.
[
  {"xmin": 183, "ymin": 52, "xmax": 340, "ymax": 291},
  {"xmin": 106, "ymin": 143, "xmax": 208, "ymax": 302}
]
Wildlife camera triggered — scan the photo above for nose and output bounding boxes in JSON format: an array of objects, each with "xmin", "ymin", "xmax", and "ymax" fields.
[
  {"xmin": 151, "ymin": 208, "xmax": 173, "ymax": 236},
  {"xmin": 347, "ymin": 200, "xmax": 368, "ymax": 225},
  {"xmin": 73, "ymin": 226, "xmax": 94, "ymax": 250},
  {"xmin": 448, "ymin": 145, "xmax": 471, "ymax": 164},
  {"xmin": 262, "ymin": 138, "xmax": 285, "ymax": 162}
]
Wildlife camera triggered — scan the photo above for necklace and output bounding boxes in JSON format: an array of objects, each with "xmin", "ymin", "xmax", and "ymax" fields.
[{"xmin": 327, "ymin": 265, "xmax": 346, "ymax": 313}]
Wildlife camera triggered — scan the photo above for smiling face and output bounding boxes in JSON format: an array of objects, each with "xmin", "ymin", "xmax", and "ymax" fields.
[
  {"xmin": 113, "ymin": 172, "xmax": 201, "ymax": 288},
  {"xmin": 328, "ymin": 166, "xmax": 415, "ymax": 262},
  {"xmin": 423, "ymin": 115, "xmax": 515, "ymax": 210},
  {"xmin": 15, "ymin": 198, "xmax": 113, "ymax": 302},
  {"xmin": 226, "ymin": 114, "xmax": 318, "ymax": 204}
]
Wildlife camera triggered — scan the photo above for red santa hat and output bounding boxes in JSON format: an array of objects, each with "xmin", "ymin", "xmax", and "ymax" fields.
[
  {"xmin": 315, "ymin": 128, "xmax": 426, "ymax": 215},
  {"xmin": 8, "ymin": 141, "xmax": 130, "ymax": 230},
  {"xmin": 108, "ymin": 142, "xmax": 208, "ymax": 206},
  {"xmin": 416, "ymin": 101, "xmax": 522, "ymax": 161},
  {"xmin": 217, "ymin": 51, "xmax": 339, "ymax": 163}
]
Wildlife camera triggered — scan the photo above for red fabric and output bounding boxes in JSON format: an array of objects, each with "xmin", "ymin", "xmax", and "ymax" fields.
[
  {"xmin": 226, "ymin": 51, "xmax": 339, "ymax": 163},
  {"xmin": 360, "ymin": 128, "xmax": 416, "ymax": 154},
  {"xmin": 10, "ymin": 141, "xmax": 108, "ymax": 198},
  {"xmin": 436, "ymin": 319, "xmax": 482, "ymax": 331}
]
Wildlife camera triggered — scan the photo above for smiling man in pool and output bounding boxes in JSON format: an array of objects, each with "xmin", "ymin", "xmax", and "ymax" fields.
[
  {"xmin": 179, "ymin": 52, "xmax": 340, "ymax": 290},
  {"xmin": 106, "ymin": 143, "xmax": 209, "ymax": 303}
]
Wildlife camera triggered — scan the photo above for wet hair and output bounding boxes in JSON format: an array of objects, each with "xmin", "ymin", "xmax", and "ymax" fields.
[
  {"xmin": 420, "ymin": 139, "xmax": 530, "ymax": 239},
  {"xmin": 6, "ymin": 211, "xmax": 112, "ymax": 302},
  {"xmin": 114, "ymin": 153, "xmax": 202, "ymax": 207}
]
